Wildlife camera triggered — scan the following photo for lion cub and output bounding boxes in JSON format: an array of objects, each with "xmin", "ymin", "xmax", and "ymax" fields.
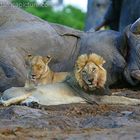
[{"xmin": 25, "ymin": 54, "xmax": 69, "ymax": 89}]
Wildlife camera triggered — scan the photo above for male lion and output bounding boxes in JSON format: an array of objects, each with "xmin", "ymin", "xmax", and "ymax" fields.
[
  {"xmin": 1, "ymin": 53, "xmax": 140, "ymax": 106},
  {"xmin": 25, "ymin": 54, "xmax": 70, "ymax": 89},
  {"xmin": 75, "ymin": 53, "xmax": 106, "ymax": 91}
]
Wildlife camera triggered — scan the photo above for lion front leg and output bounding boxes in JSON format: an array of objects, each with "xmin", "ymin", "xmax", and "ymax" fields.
[
  {"xmin": 21, "ymin": 96, "xmax": 40, "ymax": 108},
  {"xmin": 0, "ymin": 93, "xmax": 32, "ymax": 106},
  {"xmin": 24, "ymin": 79, "xmax": 37, "ymax": 90},
  {"xmin": 93, "ymin": 86, "xmax": 111, "ymax": 95}
]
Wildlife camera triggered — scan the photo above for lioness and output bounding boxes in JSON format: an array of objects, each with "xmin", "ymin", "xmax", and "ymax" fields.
[
  {"xmin": 25, "ymin": 54, "xmax": 70, "ymax": 89},
  {"xmin": 1, "ymin": 53, "xmax": 140, "ymax": 106}
]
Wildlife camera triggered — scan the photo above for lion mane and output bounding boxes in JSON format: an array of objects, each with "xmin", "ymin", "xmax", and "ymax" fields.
[{"xmin": 75, "ymin": 53, "xmax": 107, "ymax": 91}]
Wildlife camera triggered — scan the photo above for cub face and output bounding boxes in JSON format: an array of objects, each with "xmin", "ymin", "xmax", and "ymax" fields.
[{"xmin": 25, "ymin": 54, "xmax": 52, "ymax": 81}]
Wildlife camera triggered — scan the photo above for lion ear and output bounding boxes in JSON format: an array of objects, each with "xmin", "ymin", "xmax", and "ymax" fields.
[
  {"xmin": 25, "ymin": 54, "xmax": 33, "ymax": 66},
  {"xmin": 27, "ymin": 54, "xmax": 32, "ymax": 58},
  {"xmin": 99, "ymin": 58, "xmax": 106, "ymax": 66},
  {"xmin": 75, "ymin": 64, "xmax": 82, "ymax": 73},
  {"xmin": 43, "ymin": 55, "xmax": 52, "ymax": 64},
  {"xmin": 98, "ymin": 59, "xmax": 106, "ymax": 71},
  {"xmin": 102, "ymin": 60, "xmax": 106, "ymax": 65}
]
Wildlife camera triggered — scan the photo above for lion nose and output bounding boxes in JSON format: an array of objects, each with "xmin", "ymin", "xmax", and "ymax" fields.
[
  {"xmin": 87, "ymin": 79, "xmax": 93, "ymax": 83},
  {"xmin": 32, "ymin": 74, "xmax": 36, "ymax": 78}
]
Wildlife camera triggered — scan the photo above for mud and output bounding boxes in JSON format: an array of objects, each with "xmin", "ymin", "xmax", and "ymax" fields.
[{"xmin": 0, "ymin": 89, "xmax": 140, "ymax": 139}]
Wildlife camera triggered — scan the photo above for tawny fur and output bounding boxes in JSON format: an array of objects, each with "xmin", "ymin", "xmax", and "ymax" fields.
[
  {"xmin": 25, "ymin": 54, "xmax": 69, "ymax": 89},
  {"xmin": 2, "ymin": 53, "xmax": 140, "ymax": 106},
  {"xmin": 75, "ymin": 53, "xmax": 106, "ymax": 90}
]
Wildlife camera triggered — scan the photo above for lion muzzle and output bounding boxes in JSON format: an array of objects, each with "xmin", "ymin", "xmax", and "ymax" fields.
[{"xmin": 82, "ymin": 72, "xmax": 97, "ymax": 90}]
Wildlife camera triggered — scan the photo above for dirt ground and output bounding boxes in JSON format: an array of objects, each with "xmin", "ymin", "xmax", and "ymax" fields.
[{"xmin": 0, "ymin": 89, "xmax": 140, "ymax": 140}]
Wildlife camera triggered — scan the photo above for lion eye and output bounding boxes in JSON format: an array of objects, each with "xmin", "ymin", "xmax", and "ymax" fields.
[
  {"xmin": 37, "ymin": 65, "xmax": 42, "ymax": 69},
  {"xmin": 82, "ymin": 70, "xmax": 86, "ymax": 74},
  {"xmin": 92, "ymin": 68, "xmax": 96, "ymax": 72}
]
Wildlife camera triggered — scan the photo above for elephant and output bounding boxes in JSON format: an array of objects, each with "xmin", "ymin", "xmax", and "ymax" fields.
[
  {"xmin": 85, "ymin": 0, "xmax": 110, "ymax": 31},
  {"xmin": 0, "ymin": 0, "xmax": 139, "ymax": 92},
  {"xmin": 123, "ymin": 18, "xmax": 140, "ymax": 85},
  {"xmin": 94, "ymin": 0, "xmax": 140, "ymax": 32},
  {"xmin": 0, "ymin": 0, "xmax": 83, "ymax": 91}
]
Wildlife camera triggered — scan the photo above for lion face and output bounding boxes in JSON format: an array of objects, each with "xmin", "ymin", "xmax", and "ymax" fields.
[
  {"xmin": 25, "ymin": 54, "xmax": 52, "ymax": 81},
  {"xmin": 75, "ymin": 53, "xmax": 107, "ymax": 91},
  {"xmin": 81, "ymin": 62, "xmax": 100, "ymax": 89}
]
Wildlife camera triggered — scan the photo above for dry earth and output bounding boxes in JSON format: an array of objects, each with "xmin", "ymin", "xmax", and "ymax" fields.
[{"xmin": 0, "ymin": 89, "xmax": 140, "ymax": 140}]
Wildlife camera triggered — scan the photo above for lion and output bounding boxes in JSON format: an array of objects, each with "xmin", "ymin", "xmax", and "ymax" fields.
[
  {"xmin": 25, "ymin": 54, "xmax": 70, "ymax": 89},
  {"xmin": 1, "ymin": 53, "xmax": 140, "ymax": 107},
  {"xmin": 75, "ymin": 53, "xmax": 106, "ymax": 91}
]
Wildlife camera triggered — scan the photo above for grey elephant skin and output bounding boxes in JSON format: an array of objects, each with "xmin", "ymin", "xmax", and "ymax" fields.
[
  {"xmin": 103, "ymin": 0, "xmax": 140, "ymax": 31},
  {"xmin": 0, "ymin": 0, "xmax": 82, "ymax": 91},
  {"xmin": 85, "ymin": 0, "xmax": 110, "ymax": 31},
  {"xmin": 123, "ymin": 18, "xmax": 140, "ymax": 85},
  {"xmin": 0, "ymin": 0, "xmax": 138, "ymax": 92}
]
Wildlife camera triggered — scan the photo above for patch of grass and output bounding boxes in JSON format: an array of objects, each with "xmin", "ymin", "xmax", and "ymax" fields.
[{"xmin": 12, "ymin": 0, "xmax": 86, "ymax": 30}]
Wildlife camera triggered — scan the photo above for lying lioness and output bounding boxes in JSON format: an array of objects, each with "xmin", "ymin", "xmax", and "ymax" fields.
[
  {"xmin": 1, "ymin": 53, "xmax": 140, "ymax": 106},
  {"xmin": 25, "ymin": 54, "xmax": 69, "ymax": 89}
]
